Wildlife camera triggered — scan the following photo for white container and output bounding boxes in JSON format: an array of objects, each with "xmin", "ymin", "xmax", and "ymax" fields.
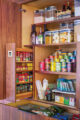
[
  {"xmin": 55, "ymin": 95, "xmax": 60, "ymax": 103},
  {"xmin": 69, "ymin": 97, "xmax": 75, "ymax": 107},
  {"xmin": 74, "ymin": 0, "xmax": 80, "ymax": 16}
]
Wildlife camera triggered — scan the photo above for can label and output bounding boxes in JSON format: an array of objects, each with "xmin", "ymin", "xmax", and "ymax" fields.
[
  {"xmin": 51, "ymin": 62, "xmax": 56, "ymax": 72},
  {"xmin": 56, "ymin": 62, "xmax": 61, "ymax": 72},
  {"xmin": 67, "ymin": 62, "xmax": 71, "ymax": 72},
  {"xmin": 40, "ymin": 62, "xmax": 45, "ymax": 71},
  {"xmin": 45, "ymin": 58, "xmax": 50, "ymax": 71},
  {"xmin": 62, "ymin": 62, "xmax": 67, "ymax": 72}
]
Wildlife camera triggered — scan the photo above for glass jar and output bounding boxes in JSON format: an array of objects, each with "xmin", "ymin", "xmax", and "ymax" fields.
[
  {"xmin": 45, "ymin": 31, "xmax": 52, "ymax": 44},
  {"xmin": 34, "ymin": 9, "xmax": 44, "ymax": 24},
  {"xmin": 45, "ymin": 6, "xmax": 57, "ymax": 22},
  {"xmin": 60, "ymin": 29, "xmax": 74, "ymax": 43},
  {"xmin": 52, "ymin": 30, "xmax": 59, "ymax": 44}
]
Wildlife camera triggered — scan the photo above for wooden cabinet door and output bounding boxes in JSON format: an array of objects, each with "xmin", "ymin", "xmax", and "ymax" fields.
[
  {"xmin": 6, "ymin": 43, "xmax": 16, "ymax": 102},
  {"xmin": 11, "ymin": 0, "xmax": 37, "ymax": 4}
]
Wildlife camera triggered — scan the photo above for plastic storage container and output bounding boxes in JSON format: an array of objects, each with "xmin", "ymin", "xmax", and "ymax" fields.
[
  {"xmin": 45, "ymin": 6, "xmax": 57, "ymax": 22},
  {"xmin": 34, "ymin": 9, "xmax": 44, "ymax": 24},
  {"xmin": 52, "ymin": 30, "xmax": 59, "ymax": 44},
  {"xmin": 60, "ymin": 29, "xmax": 74, "ymax": 43},
  {"xmin": 74, "ymin": 0, "xmax": 80, "ymax": 16}
]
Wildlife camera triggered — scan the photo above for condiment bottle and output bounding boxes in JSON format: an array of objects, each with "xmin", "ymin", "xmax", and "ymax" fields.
[
  {"xmin": 38, "ymin": 27, "xmax": 43, "ymax": 44},
  {"xmin": 62, "ymin": 4, "xmax": 66, "ymax": 11},
  {"xmin": 31, "ymin": 25, "xmax": 36, "ymax": 44},
  {"xmin": 67, "ymin": 2, "xmax": 71, "ymax": 10}
]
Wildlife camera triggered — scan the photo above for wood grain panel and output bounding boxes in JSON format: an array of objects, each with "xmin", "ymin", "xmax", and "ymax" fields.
[
  {"xmin": 6, "ymin": 43, "xmax": 16, "ymax": 102},
  {"xmin": 76, "ymin": 42, "xmax": 80, "ymax": 109},
  {"xmin": 0, "ymin": 104, "xmax": 2, "ymax": 120},
  {"xmin": 0, "ymin": 1, "xmax": 22, "ymax": 99},
  {"xmin": 12, "ymin": 0, "xmax": 37, "ymax": 4},
  {"xmin": 0, "ymin": 0, "xmax": 4, "ymax": 99},
  {"xmin": 2, "ymin": 104, "xmax": 57, "ymax": 120},
  {"xmin": 22, "ymin": 5, "xmax": 37, "ymax": 47}
]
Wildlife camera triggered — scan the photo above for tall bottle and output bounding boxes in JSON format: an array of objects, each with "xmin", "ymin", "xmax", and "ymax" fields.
[
  {"xmin": 37, "ymin": 27, "xmax": 43, "ymax": 44},
  {"xmin": 31, "ymin": 25, "xmax": 36, "ymax": 45},
  {"xmin": 67, "ymin": 2, "xmax": 71, "ymax": 10},
  {"xmin": 62, "ymin": 4, "xmax": 66, "ymax": 11},
  {"xmin": 43, "ymin": 24, "xmax": 48, "ymax": 44}
]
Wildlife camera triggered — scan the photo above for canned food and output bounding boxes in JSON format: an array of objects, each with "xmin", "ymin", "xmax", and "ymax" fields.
[
  {"xmin": 56, "ymin": 62, "xmax": 62, "ymax": 72},
  {"xmin": 45, "ymin": 58, "xmax": 50, "ymax": 71},
  {"xmin": 62, "ymin": 62, "xmax": 67, "ymax": 72},
  {"xmin": 51, "ymin": 62, "xmax": 56, "ymax": 72},
  {"xmin": 67, "ymin": 62, "xmax": 71, "ymax": 72},
  {"xmin": 40, "ymin": 61, "xmax": 45, "ymax": 71},
  {"xmin": 49, "ymin": 55, "xmax": 53, "ymax": 62}
]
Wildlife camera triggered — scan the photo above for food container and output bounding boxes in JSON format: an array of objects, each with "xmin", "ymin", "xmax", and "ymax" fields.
[
  {"xmin": 45, "ymin": 58, "xmax": 50, "ymax": 71},
  {"xmin": 60, "ymin": 96, "xmax": 64, "ymax": 104},
  {"xmin": 56, "ymin": 62, "xmax": 62, "ymax": 72},
  {"xmin": 52, "ymin": 30, "xmax": 59, "ymax": 44},
  {"xmin": 45, "ymin": 31, "xmax": 52, "ymax": 44},
  {"xmin": 40, "ymin": 61, "xmax": 45, "ymax": 71},
  {"xmin": 64, "ymin": 97, "xmax": 69, "ymax": 105},
  {"xmin": 51, "ymin": 62, "xmax": 56, "ymax": 72},
  {"xmin": 34, "ymin": 9, "xmax": 44, "ymax": 24},
  {"xmin": 60, "ymin": 29, "xmax": 74, "ymax": 43},
  {"xmin": 60, "ymin": 23, "xmax": 74, "ymax": 30},
  {"xmin": 45, "ymin": 6, "xmax": 57, "ymax": 22},
  {"xmin": 55, "ymin": 95, "xmax": 60, "ymax": 103},
  {"xmin": 69, "ymin": 97, "xmax": 75, "ymax": 107},
  {"xmin": 62, "ymin": 62, "xmax": 67, "ymax": 72},
  {"xmin": 74, "ymin": 0, "xmax": 80, "ymax": 16},
  {"xmin": 63, "ymin": 10, "xmax": 71, "ymax": 18}
]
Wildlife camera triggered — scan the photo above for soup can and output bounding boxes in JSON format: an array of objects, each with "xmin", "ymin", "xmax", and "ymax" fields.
[
  {"xmin": 45, "ymin": 58, "xmax": 50, "ymax": 71},
  {"xmin": 40, "ymin": 61, "xmax": 45, "ymax": 71}
]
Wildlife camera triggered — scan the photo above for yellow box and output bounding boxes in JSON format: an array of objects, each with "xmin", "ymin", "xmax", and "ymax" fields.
[{"xmin": 60, "ymin": 96, "xmax": 64, "ymax": 104}]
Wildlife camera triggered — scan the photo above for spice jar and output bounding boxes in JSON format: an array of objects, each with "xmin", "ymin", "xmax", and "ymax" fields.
[
  {"xmin": 45, "ymin": 6, "xmax": 57, "ymax": 22},
  {"xmin": 34, "ymin": 9, "xmax": 44, "ymax": 24}
]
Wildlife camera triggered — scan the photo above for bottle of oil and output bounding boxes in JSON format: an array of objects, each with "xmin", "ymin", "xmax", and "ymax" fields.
[{"xmin": 31, "ymin": 25, "xmax": 36, "ymax": 44}]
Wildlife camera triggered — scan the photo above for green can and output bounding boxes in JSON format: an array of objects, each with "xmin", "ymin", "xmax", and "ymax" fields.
[{"xmin": 56, "ymin": 62, "xmax": 62, "ymax": 72}]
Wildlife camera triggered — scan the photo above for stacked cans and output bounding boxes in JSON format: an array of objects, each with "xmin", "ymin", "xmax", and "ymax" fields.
[{"xmin": 40, "ymin": 50, "xmax": 76, "ymax": 72}]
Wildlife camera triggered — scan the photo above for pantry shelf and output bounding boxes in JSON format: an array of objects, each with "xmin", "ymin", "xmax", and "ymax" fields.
[
  {"xmin": 32, "ymin": 99, "xmax": 76, "ymax": 110},
  {"xmin": 35, "ymin": 70, "xmax": 76, "ymax": 76},
  {"xmin": 33, "ymin": 16, "xmax": 80, "ymax": 26},
  {"xmin": 32, "ymin": 42, "xmax": 77, "ymax": 47},
  {"xmin": 16, "ymin": 48, "xmax": 33, "ymax": 53},
  {"xmin": 16, "ymin": 61, "xmax": 33, "ymax": 63},
  {"xmin": 16, "ymin": 92, "xmax": 33, "ymax": 100},
  {"xmin": 16, "ymin": 82, "xmax": 33, "ymax": 85},
  {"xmin": 16, "ymin": 70, "xmax": 33, "ymax": 72},
  {"xmin": 52, "ymin": 89, "xmax": 76, "ymax": 95}
]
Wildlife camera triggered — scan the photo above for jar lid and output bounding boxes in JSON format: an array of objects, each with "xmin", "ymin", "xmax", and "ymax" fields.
[{"xmin": 34, "ymin": 9, "xmax": 44, "ymax": 13}]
